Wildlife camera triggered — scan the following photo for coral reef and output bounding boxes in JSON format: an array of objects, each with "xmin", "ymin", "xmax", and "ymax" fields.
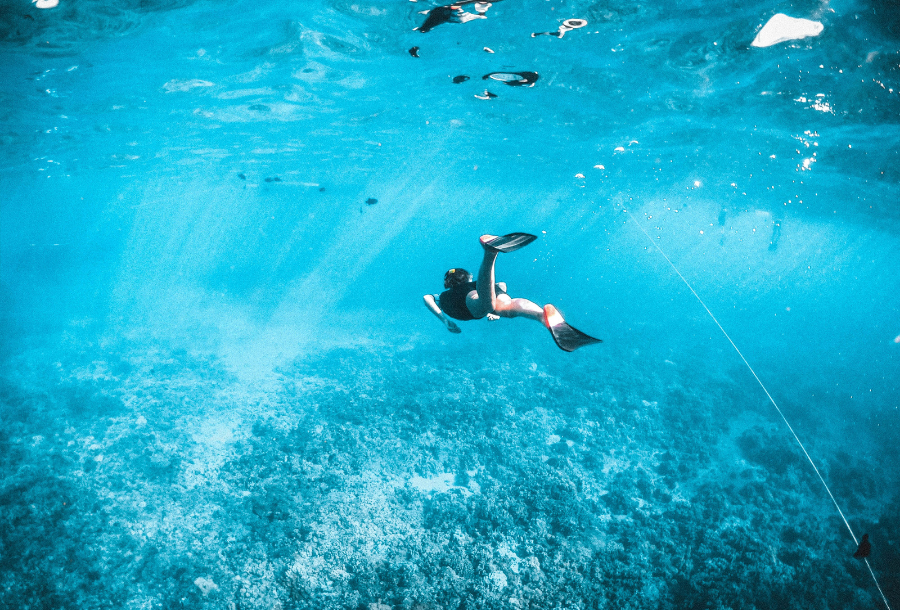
[{"xmin": 1, "ymin": 339, "xmax": 896, "ymax": 609}]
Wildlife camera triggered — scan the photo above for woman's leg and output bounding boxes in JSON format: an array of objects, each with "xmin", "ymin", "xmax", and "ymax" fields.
[
  {"xmin": 465, "ymin": 239, "xmax": 499, "ymax": 318},
  {"xmin": 466, "ymin": 235, "xmax": 547, "ymax": 325},
  {"xmin": 493, "ymin": 295, "xmax": 546, "ymax": 324}
]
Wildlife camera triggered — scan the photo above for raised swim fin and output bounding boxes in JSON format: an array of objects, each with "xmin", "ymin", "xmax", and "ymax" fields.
[
  {"xmin": 482, "ymin": 232, "xmax": 538, "ymax": 253},
  {"xmin": 544, "ymin": 304, "xmax": 602, "ymax": 352}
]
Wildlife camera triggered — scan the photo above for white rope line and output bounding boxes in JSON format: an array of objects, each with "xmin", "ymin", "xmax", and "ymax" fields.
[{"xmin": 624, "ymin": 208, "xmax": 892, "ymax": 610}]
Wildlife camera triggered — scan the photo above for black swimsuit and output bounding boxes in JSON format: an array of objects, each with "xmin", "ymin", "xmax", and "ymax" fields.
[{"xmin": 438, "ymin": 282, "xmax": 507, "ymax": 321}]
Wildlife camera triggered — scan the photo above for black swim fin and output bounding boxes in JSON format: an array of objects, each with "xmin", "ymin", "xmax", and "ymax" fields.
[
  {"xmin": 544, "ymin": 305, "xmax": 602, "ymax": 352},
  {"xmin": 482, "ymin": 232, "xmax": 538, "ymax": 253},
  {"xmin": 853, "ymin": 534, "xmax": 871, "ymax": 559}
]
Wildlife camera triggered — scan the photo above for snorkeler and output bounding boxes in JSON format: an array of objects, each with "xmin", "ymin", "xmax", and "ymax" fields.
[
  {"xmin": 423, "ymin": 233, "xmax": 601, "ymax": 352},
  {"xmin": 415, "ymin": 0, "xmax": 501, "ymax": 33},
  {"xmin": 531, "ymin": 18, "xmax": 587, "ymax": 39},
  {"xmin": 482, "ymin": 71, "xmax": 539, "ymax": 87}
]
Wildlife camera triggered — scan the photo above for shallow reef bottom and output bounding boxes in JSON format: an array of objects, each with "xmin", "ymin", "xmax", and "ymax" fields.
[{"xmin": 1, "ymin": 336, "xmax": 897, "ymax": 610}]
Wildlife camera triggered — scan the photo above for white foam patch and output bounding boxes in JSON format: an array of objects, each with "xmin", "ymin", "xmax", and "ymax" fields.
[{"xmin": 751, "ymin": 14, "xmax": 823, "ymax": 48}]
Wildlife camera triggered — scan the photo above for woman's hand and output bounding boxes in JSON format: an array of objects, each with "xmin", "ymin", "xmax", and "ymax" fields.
[{"xmin": 447, "ymin": 320, "xmax": 462, "ymax": 333}]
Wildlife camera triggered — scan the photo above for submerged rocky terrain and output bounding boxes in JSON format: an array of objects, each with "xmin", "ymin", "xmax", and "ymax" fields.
[{"xmin": 2, "ymin": 336, "xmax": 897, "ymax": 609}]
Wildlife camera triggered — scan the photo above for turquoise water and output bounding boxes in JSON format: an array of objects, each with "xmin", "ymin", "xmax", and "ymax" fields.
[{"xmin": 1, "ymin": 0, "xmax": 898, "ymax": 607}]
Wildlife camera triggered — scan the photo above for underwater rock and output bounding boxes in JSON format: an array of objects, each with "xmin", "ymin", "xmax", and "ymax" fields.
[
  {"xmin": 751, "ymin": 14, "xmax": 823, "ymax": 48},
  {"xmin": 264, "ymin": 176, "xmax": 281, "ymax": 182},
  {"xmin": 365, "ymin": 197, "xmax": 377, "ymax": 205},
  {"xmin": 452, "ymin": 75, "xmax": 470, "ymax": 84}
]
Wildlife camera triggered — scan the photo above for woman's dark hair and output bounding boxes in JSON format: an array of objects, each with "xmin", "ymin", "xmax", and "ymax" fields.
[{"xmin": 444, "ymin": 268, "xmax": 472, "ymax": 288}]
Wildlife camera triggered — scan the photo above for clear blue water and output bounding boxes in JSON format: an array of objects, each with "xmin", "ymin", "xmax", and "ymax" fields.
[{"xmin": 1, "ymin": 0, "xmax": 898, "ymax": 607}]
